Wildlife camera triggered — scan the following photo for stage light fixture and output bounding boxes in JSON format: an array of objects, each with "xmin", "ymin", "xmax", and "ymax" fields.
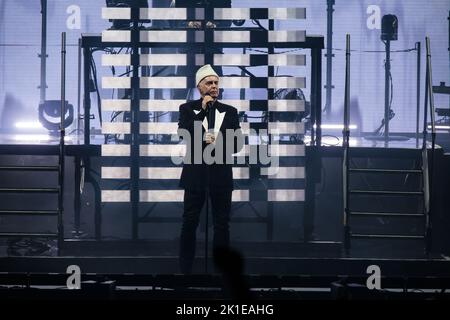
[{"xmin": 38, "ymin": 100, "xmax": 74, "ymax": 133}]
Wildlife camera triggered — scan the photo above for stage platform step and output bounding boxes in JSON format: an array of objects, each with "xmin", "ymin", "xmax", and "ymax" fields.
[
  {"xmin": 0, "ymin": 210, "xmax": 59, "ymax": 216},
  {"xmin": 0, "ymin": 232, "xmax": 58, "ymax": 238},
  {"xmin": 349, "ymin": 190, "xmax": 423, "ymax": 196},
  {"xmin": 0, "ymin": 256, "xmax": 448, "ymax": 276},
  {"xmin": 59, "ymin": 239, "xmax": 343, "ymax": 258},
  {"xmin": 0, "ymin": 188, "xmax": 59, "ymax": 193},
  {"xmin": 0, "ymin": 166, "xmax": 59, "ymax": 171},
  {"xmin": 349, "ymin": 168, "xmax": 422, "ymax": 174},
  {"xmin": 350, "ymin": 211, "xmax": 425, "ymax": 218},
  {"xmin": 351, "ymin": 234, "xmax": 425, "ymax": 240}
]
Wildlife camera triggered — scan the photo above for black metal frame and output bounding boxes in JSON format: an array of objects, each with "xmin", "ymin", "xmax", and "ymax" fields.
[
  {"xmin": 324, "ymin": 0, "xmax": 335, "ymax": 119},
  {"xmin": 80, "ymin": 26, "xmax": 324, "ymax": 242}
]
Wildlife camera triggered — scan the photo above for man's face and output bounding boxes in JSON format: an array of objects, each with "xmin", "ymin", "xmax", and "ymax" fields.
[{"xmin": 197, "ymin": 76, "xmax": 219, "ymax": 99}]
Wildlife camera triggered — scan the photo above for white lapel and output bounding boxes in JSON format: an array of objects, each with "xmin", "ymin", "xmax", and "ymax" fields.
[
  {"xmin": 214, "ymin": 108, "xmax": 226, "ymax": 137},
  {"xmin": 194, "ymin": 104, "xmax": 226, "ymax": 133},
  {"xmin": 202, "ymin": 116, "xmax": 208, "ymax": 132},
  {"xmin": 194, "ymin": 109, "xmax": 209, "ymax": 131}
]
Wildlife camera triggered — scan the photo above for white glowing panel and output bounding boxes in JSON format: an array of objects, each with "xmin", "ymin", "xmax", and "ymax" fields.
[
  {"xmin": 214, "ymin": 31, "xmax": 250, "ymax": 43},
  {"xmin": 269, "ymin": 144, "xmax": 305, "ymax": 156},
  {"xmin": 102, "ymin": 122, "xmax": 130, "ymax": 135},
  {"xmin": 269, "ymin": 31, "xmax": 306, "ymax": 43},
  {"xmin": 233, "ymin": 167, "xmax": 250, "ymax": 179},
  {"xmin": 140, "ymin": 31, "xmax": 187, "ymax": 43},
  {"xmin": 268, "ymin": 8, "xmax": 306, "ymax": 19},
  {"xmin": 140, "ymin": 190, "xmax": 184, "ymax": 202},
  {"xmin": 102, "ymin": 30, "xmax": 131, "ymax": 43},
  {"xmin": 221, "ymin": 100, "xmax": 250, "ymax": 112},
  {"xmin": 261, "ymin": 167, "xmax": 305, "ymax": 179},
  {"xmin": 102, "ymin": 99, "xmax": 131, "ymax": 112},
  {"xmin": 140, "ymin": 100, "xmax": 186, "ymax": 111},
  {"xmin": 140, "ymin": 8, "xmax": 187, "ymax": 20},
  {"xmin": 102, "ymin": 145, "xmax": 130, "ymax": 157},
  {"xmin": 268, "ymin": 100, "xmax": 305, "ymax": 112},
  {"xmin": 214, "ymin": 54, "xmax": 250, "ymax": 66},
  {"xmin": 102, "ymin": 77, "xmax": 131, "ymax": 89},
  {"xmin": 214, "ymin": 8, "xmax": 249, "ymax": 20},
  {"xmin": 268, "ymin": 122, "xmax": 305, "ymax": 134},
  {"xmin": 232, "ymin": 190, "xmax": 249, "ymax": 202},
  {"xmin": 102, "ymin": 167, "xmax": 130, "ymax": 179},
  {"xmin": 140, "ymin": 54, "xmax": 187, "ymax": 66},
  {"xmin": 140, "ymin": 123, "xmax": 178, "ymax": 134},
  {"xmin": 140, "ymin": 167, "xmax": 181, "ymax": 179},
  {"xmin": 140, "ymin": 77, "xmax": 186, "ymax": 89},
  {"xmin": 140, "ymin": 145, "xmax": 186, "ymax": 157},
  {"xmin": 269, "ymin": 77, "xmax": 306, "ymax": 89},
  {"xmin": 268, "ymin": 54, "xmax": 306, "ymax": 66},
  {"xmin": 102, "ymin": 190, "xmax": 130, "ymax": 202},
  {"xmin": 221, "ymin": 77, "xmax": 250, "ymax": 89},
  {"xmin": 102, "ymin": 7, "xmax": 130, "ymax": 20},
  {"xmin": 268, "ymin": 189, "xmax": 304, "ymax": 202},
  {"xmin": 102, "ymin": 54, "xmax": 131, "ymax": 66}
]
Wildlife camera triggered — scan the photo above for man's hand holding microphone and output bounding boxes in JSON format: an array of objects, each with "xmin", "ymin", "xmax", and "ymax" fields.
[{"xmin": 202, "ymin": 95, "xmax": 215, "ymax": 144}]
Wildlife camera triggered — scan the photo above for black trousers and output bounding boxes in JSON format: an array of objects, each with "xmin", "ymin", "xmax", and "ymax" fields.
[{"xmin": 179, "ymin": 188, "xmax": 232, "ymax": 274}]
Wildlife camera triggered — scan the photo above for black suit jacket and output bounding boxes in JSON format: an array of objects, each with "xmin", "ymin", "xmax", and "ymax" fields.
[{"xmin": 178, "ymin": 99, "xmax": 243, "ymax": 190}]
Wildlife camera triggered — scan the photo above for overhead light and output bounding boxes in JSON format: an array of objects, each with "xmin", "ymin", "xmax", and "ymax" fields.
[
  {"xmin": 15, "ymin": 121, "xmax": 44, "ymax": 129},
  {"xmin": 38, "ymin": 100, "xmax": 74, "ymax": 133},
  {"xmin": 11, "ymin": 134, "xmax": 74, "ymax": 143},
  {"xmin": 313, "ymin": 124, "xmax": 358, "ymax": 130},
  {"xmin": 304, "ymin": 135, "xmax": 358, "ymax": 147},
  {"xmin": 428, "ymin": 125, "xmax": 450, "ymax": 130}
]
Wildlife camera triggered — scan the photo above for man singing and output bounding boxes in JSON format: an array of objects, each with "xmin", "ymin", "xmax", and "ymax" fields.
[{"xmin": 177, "ymin": 64, "xmax": 243, "ymax": 274}]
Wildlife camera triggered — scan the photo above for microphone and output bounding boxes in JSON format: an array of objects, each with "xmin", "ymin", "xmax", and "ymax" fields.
[
  {"xmin": 204, "ymin": 93, "xmax": 214, "ymax": 111},
  {"xmin": 205, "ymin": 94, "xmax": 215, "ymax": 131}
]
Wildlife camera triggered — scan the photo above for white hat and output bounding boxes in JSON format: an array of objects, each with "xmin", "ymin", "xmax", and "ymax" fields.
[{"xmin": 195, "ymin": 64, "xmax": 219, "ymax": 86}]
